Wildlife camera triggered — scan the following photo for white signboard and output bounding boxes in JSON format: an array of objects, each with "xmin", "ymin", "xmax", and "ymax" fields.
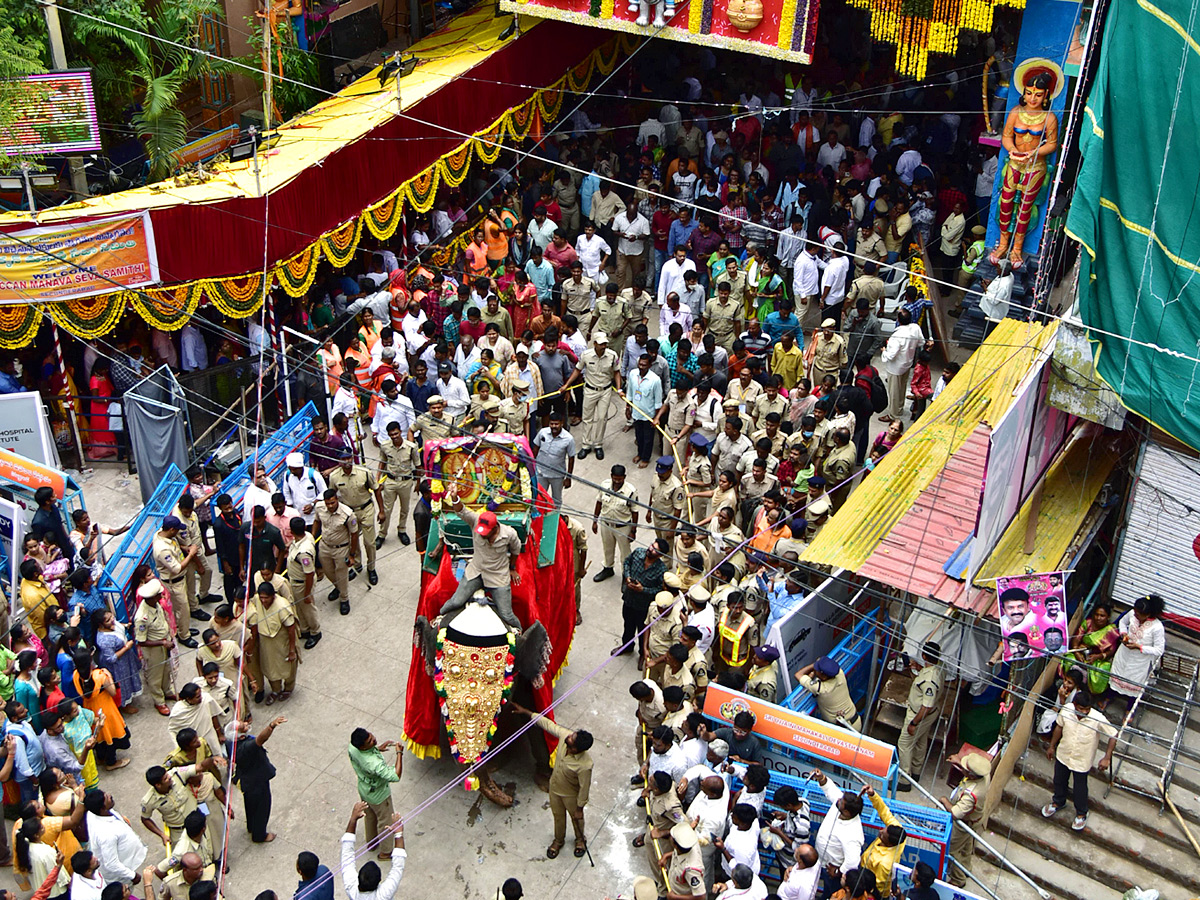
[
  {"xmin": 0, "ymin": 391, "xmax": 60, "ymax": 465},
  {"xmin": 0, "ymin": 497, "xmax": 23, "ymax": 622}
]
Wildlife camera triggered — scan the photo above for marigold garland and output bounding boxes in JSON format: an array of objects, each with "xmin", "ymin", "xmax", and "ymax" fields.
[
  {"xmin": 203, "ymin": 273, "xmax": 269, "ymax": 318},
  {"xmin": 362, "ymin": 193, "xmax": 405, "ymax": 241},
  {"xmin": 0, "ymin": 304, "xmax": 41, "ymax": 349},
  {"xmin": 320, "ymin": 218, "xmax": 364, "ymax": 268},
  {"xmin": 275, "ymin": 245, "xmax": 322, "ymax": 298},
  {"xmin": 131, "ymin": 283, "xmax": 203, "ymax": 331},
  {"xmin": 47, "ymin": 293, "xmax": 127, "ymax": 340}
]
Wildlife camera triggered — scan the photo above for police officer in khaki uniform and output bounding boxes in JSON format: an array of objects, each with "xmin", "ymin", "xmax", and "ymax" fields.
[
  {"xmin": 897, "ymin": 641, "xmax": 945, "ymax": 787},
  {"xmin": 327, "ymin": 448, "xmax": 384, "ymax": 585},
  {"xmin": 649, "ymin": 455, "xmax": 686, "ymax": 542},
  {"xmin": 795, "ymin": 655, "xmax": 861, "ymax": 731},
  {"xmin": 153, "ymin": 516, "xmax": 199, "ymax": 648},
  {"xmin": 562, "ymin": 331, "xmax": 622, "ymax": 459},
  {"xmin": 377, "ymin": 420, "xmax": 421, "ymax": 546},
  {"xmin": 745, "ymin": 644, "xmax": 780, "ymax": 702},
  {"xmin": 409, "ymin": 395, "xmax": 454, "ymax": 444},
  {"xmin": 592, "ymin": 464, "xmax": 638, "ymax": 583},
  {"xmin": 313, "ymin": 488, "xmax": 360, "ymax": 616},
  {"xmin": 172, "ymin": 495, "xmax": 214, "ymax": 624},
  {"xmin": 285, "ymin": 517, "xmax": 321, "ymax": 650},
  {"xmin": 497, "ymin": 381, "xmax": 531, "ymax": 441},
  {"xmin": 941, "ymin": 753, "xmax": 991, "ymax": 887},
  {"xmin": 135, "ymin": 578, "xmax": 177, "ymax": 713},
  {"xmin": 684, "ymin": 435, "xmax": 714, "ymax": 524}
]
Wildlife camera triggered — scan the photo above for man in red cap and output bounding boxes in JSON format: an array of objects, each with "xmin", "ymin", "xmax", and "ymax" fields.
[{"xmin": 437, "ymin": 484, "xmax": 524, "ymax": 631}]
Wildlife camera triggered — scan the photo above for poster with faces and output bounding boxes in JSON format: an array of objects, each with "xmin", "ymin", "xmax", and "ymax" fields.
[{"xmin": 996, "ymin": 571, "xmax": 1069, "ymax": 662}]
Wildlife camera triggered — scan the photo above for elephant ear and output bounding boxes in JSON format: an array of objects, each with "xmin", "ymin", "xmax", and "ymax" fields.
[
  {"xmin": 414, "ymin": 616, "xmax": 438, "ymax": 676},
  {"xmin": 513, "ymin": 622, "xmax": 553, "ymax": 689}
]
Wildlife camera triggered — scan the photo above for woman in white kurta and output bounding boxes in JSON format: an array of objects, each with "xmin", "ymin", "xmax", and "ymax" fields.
[{"xmin": 1107, "ymin": 594, "xmax": 1166, "ymax": 709}]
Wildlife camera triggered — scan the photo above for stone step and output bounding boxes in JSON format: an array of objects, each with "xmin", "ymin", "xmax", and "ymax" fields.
[
  {"xmin": 1005, "ymin": 758, "xmax": 1200, "ymax": 878},
  {"xmin": 974, "ymin": 832, "xmax": 1123, "ymax": 900},
  {"xmin": 988, "ymin": 798, "xmax": 1197, "ymax": 900},
  {"xmin": 1015, "ymin": 745, "xmax": 1200, "ymax": 837}
]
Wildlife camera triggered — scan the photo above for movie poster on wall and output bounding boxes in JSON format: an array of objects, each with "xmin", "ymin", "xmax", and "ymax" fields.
[{"xmin": 996, "ymin": 570, "xmax": 1068, "ymax": 661}]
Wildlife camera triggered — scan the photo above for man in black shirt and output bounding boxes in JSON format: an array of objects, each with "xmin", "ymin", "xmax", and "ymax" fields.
[
  {"xmin": 31, "ymin": 487, "xmax": 72, "ymax": 563},
  {"xmin": 240, "ymin": 506, "xmax": 287, "ymax": 579},
  {"xmin": 212, "ymin": 493, "xmax": 244, "ymax": 602}
]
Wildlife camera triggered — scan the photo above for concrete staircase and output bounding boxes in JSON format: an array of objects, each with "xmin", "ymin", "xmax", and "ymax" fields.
[{"xmin": 974, "ymin": 652, "xmax": 1200, "ymax": 900}]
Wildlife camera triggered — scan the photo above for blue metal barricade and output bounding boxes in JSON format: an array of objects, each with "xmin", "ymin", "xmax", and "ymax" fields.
[
  {"xmin": 209, "ymin": 402, "xmax": 318, "ymax": 520},
  {"xmin": 782, "ymin": 610, "xmax": 880, "ymax": 715},
  {"xmin": 757, "ymin": 770, "xmax": 954, "ymax": 880},
  {"xmin": 96, "ymin": 463, "xmax": 188, "ymax": 621}
]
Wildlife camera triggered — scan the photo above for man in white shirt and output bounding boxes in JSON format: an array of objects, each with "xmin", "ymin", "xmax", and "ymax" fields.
[
  {"xmin": 370, "ymin": 327, "xmax": 407, "ymax": 368},
  {"xmin": 715, "ymin": 864, "xmax": 768, "ymax": 900},
  {"xmin": 685, "ymin": 591, "xmax": 715, "ymax": 653},
  {"xmin": 341, "ymin": 801, "xmax": 406, "ymax": 900},
  {"xmin": 242, "ymin": 466, "xmax": 278, "ymax": 523},
  {"xmin": 896, "ymin": 147, "xmax": 923, "ymax": 185},
  {"xmin": 879, "ymin": 308, "xmax": 925, "ymax": 421},
  {"xmin": 454, "ymin": 335, "xmax": 481, "ymax": 381},
  {"xmin": 400, "ymin": 305, "xmax": 428, "ymax": 356},
  {"xmin": 84, "ymin": 790, "xmax": 148, "ymax": 886},
  {"xmin": 333, "ymin": 378, "xmax": 359, "ymax": 422},
  {"xmin": 815, "ymin": 132, "xmax": 846, "ymax": 170},
  {"xmin": 282, "ymin": 452, "xmax": 327, "ymax": 526},
  {"xmin": 792, "ymin": 246, "xmax": 820, "ymax": 315},
  {"xmin": 180, "ymin": 323, "xmax": 207, "ymax": 371},
  {"xmin": 810, "ymin": 770, "xmax": 864, "ymax": 880},
  {"xmin": 777, "ymin": 845, "xmax": 822, "ymax": 900},
  {"xmin": 819, "ymin": 244, "xmax": 850, "ymax": 322},
  {"xmin": 717, "ymin": 804, "xmax": 761, "ymax": 877},
  {"xmin": 613, "ymin": 199, "xmax": 651, "ymax": 288},
  {"xmin": 434, "ymin": 362, "xmax": 470, "ymax": 421},
  {"xmin": 686, "ymin": 773, "xmax": 729, "ymax": 892},
  {"xmin": 575, "ymin": 223, "xmax": 611, "ymax": 280},
  {"xmin": 658, "ymin": 247, "xmax": 697, "ymax": 305},
  {"xmin": 371, "ymin": 379, "xmax": 415, "ymax": 444}
]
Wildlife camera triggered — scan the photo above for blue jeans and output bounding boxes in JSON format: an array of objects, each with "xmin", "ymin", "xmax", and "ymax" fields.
[{"xmin": 650, "ymin": 249, "xmax": 668, "ymax": 293}]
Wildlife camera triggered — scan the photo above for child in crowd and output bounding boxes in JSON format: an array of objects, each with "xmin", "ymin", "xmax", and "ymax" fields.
[{"xmin": 909, "ymin": 349, "xmax": 933, "ymax": 418}]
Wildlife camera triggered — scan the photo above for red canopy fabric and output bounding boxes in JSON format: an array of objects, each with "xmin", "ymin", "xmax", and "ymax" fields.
[{"xmin": 403, "ymin": 505, "xmax": 575, "ymax": 759}]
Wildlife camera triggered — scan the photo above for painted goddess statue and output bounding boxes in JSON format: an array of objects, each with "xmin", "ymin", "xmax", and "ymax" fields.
[{"xmin": 991, "ymin": 67, "xmax": 1060, "ymax": 267}]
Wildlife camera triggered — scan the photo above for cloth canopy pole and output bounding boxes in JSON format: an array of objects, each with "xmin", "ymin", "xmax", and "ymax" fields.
[{"xmin": 51, "ymin": 323, "xmax": 85, "ymax": 467}]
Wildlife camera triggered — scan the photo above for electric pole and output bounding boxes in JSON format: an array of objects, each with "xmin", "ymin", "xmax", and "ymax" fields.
[{"xmin": 42, "ymin": 0, "xmax": 90, "ymax": 200}]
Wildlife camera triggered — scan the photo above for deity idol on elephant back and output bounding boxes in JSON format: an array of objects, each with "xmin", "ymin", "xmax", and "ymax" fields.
[{"xmin": 991, "ymin": 63, "xmax": 1061, "ymax": 268}]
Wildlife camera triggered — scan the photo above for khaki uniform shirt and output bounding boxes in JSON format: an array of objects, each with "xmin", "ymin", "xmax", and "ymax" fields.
[
  {"xmin": 141, "ymin": 766, "xmax": 199, "ymax": 829},
  {"xmin": 647, "ymin": 786, "xmax": 686, "ymax": 832},
  {"xmin": 562, "ymin": 276, "xmax": 598, "ymax": 317},
  {"xmin": 661, "ymin": 663, "xmax": 696, "ymax": 701},
  {"xmin": 752, "ymin": 393, "xmax": 789, "ymax": 429},
  {"xmin": 286, "ymin": 533, "xmax": 317, "ymax": 594},
  {"xmin": 171, "ymin": 507, "xmax": 203, "ymax": 553},
  {"xmin": 460, "ymin": 507, "xmax": 522, "ymax": 588},
  {"xmin": 704, "ymin": 296, "xmax": 742, "ymax": 344},
  {"xmin": 497, "ymin": 398, "xmax": 530, "ymax": 435},
  {"xmin": 566, "ymin": 515, "xmax": 587, "ymax": 580},
  {"xmin": 714, "ymin": 272, "xmax": 749, "ymax": 314},
  {"xmin": 315, "ymin": 502, "xmax": 359, "ymax": 550},
  {"xmin": 598, "ymin": 479, "xmax": 638, "ymax": 525},
  {"xmin": 172, "ymin": 829, "xmax": 215, "ymax": 867},
  {"xmin": 413, "ymin": 412, "xmax": 454, "ymax": 441},
  {"xmin": 251, "ymin": 570, "xmax": 293, "ymax": 603},
  {"xmin": 950, "ymin": 775, "xmax": 987, "ymax": 823},
  {"xmin": 533, "ymin": 718, "xmax": 592, "ymax": 805},
  {"xmin": 645, "ymin": 605, "xmax": 682, "ymax": 658},
  {"xmin": 797, "ymin": 671, "xmax": 857, "ymax": 723},
  {"xmin": 161, "ymin": 864, "xmax": 218, "ymax": 900},
  {"xmin": 134, "ymin": 600, "xmax": 172, "ymax": 643},
  {"xmin": 650, "ymin": 475, "xmax": 686, "ymax": 522},
  {"xmin": 824, "ymin": 443, "xmax": 858, "ymax": 488},
  {"xmin": 592, "ymin": 297, "xmax": 629, "ymax": 338},
  {"xmin": 328, "ymin": 465, "xmax": 377, "ymax": 515},
  {"xmin": 153, "ymin": 531, "xmax": 187, "ymax": 584},
  {"xmin": 686, "ymin": 646, "xmax": 711, "ymax": 691},
  {"xmin": 668, "ymin": 846, "xmax": 707, "ymax": 897},
  {"xmin": 620, "ymin": 288, "xmax": 655, "ymax": 328},
  {"xmin": 1054, "ymin": 704, "xmax": 1117, "ymax": 773},
  {"xmin": 907, "ymin": 663, "xmax": 945, "ymax": 715},
  {"xmin": 847, "ymin": 274, "xmax": 886, "ymax": 307},
  {"xmin": 685, "ymin": 456, "xmax": 713, "ymax": 494},
  {"xmin": 636, "ymin": 678, "xmax": 666, "ymax": 728},
  {"xmin": 577, "ymin": 347, "xmax": 620, "ymax": 389},
  {"xmin": 379, "ymin": 439, "xmax": 420, "ymax": 481},
  {"xmin": 749, "ymin": 427, "xmax": 785, "ymax": 459},
  {"xmin": 746, "ymin": 662, "xmax": 778, "ymax": 702},
  {"xmin": 665, "ymin": 392, "xmax": 697, "ymax": 437}
]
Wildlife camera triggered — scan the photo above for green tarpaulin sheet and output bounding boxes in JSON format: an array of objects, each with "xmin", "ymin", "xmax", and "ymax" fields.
[{"xmin": 1066, "ymin": 0, "xmax": 1200, "ymax": 448}]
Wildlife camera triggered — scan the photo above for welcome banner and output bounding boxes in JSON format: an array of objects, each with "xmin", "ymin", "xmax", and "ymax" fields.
[{"xmin": 0, "ymin": 212, "xmax": 159, "ymax": 303}]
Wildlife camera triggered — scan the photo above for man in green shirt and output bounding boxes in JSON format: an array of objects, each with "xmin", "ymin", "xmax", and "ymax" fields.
[
  {"xmin": 348, "ymin": 727, "xmax": 404, "ymax": 859},
  {"xmin": 0, "ymin": 644, "xmax": 17, "ymax": 700}
]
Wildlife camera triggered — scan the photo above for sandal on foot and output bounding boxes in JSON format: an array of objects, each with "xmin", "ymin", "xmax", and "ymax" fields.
[
  {"xmin": 264, "ymin": 693, "xmax": 278, "ymax": 706},
  {"xmin": 574, "ymin": 840, "xmax": 587, "ymax": 858},
  {"xmin": 546, "ymin": 840, "xmax": 564, "ymax": 859},
  {"xmin": 632, "ymin": 834, "xmax": 646, "ymax": 848}
]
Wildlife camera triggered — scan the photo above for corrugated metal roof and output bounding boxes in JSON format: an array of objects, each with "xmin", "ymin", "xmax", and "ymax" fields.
[
  {"xmin": 803, "ymin": 319, "xmax": 1058, "ymax": 571},
  {"xmin": 974, "ymin": 426, "xmax": 1119, "ymax": 584},
  {"xmin": 857, "ymin": 425, "xmax": 990, "ymax": 598}
]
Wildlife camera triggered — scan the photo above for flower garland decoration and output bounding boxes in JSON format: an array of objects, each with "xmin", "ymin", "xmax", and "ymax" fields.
[{"xmin": 47, "ymin": 293, "xmax": 127, "ymax": 340}]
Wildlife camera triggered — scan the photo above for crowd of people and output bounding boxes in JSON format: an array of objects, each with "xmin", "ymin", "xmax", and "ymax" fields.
[{"xmin": 0, "ymin": 26, "xmax": 1145, "ymax": 900}]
